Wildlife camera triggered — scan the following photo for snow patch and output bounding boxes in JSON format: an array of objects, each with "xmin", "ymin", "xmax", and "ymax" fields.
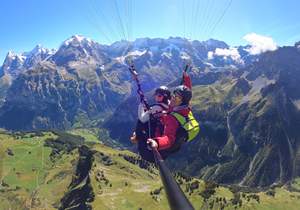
[
  {"xmin": 203, "ymin": 62, "xmax": 215, "ymax": 68},
  {"xmin": 162, "ymin": 52, "xmax": 172, "ymax": 59},
  {"xmin": 147, "ymin": 50, "xmax": 153, "ymax": 57},
  {"xmin": 207, "ymin": 51, "xmax": 214, "ymax": 60},
  {"xmin": 31, "ymin": 44, "xmax": 45, "ymax": 54},
  {"xmin": 115, "ymin": 55, "xmax": 126, "ymax": 64},
  {"xmin": 99, "ymin": 65, "xmax": 105, "ymax": 70},
  {"xmin": 6, "ymin": 51, "xmax": 26, "ymax": 62},
  {"xmin": 180, "ymin": 52, "xmax": 191, "ymax": 60},
  {"xmin": 162, "ymin": 44, "xmax": 180, "ymax": 53},
  {"xmin": 293, "ymin": 100, "xmax": 300, "ymax": 110},
  {"xmin": 62, "ymin": 35, "xmax": 93, "ymax": 47},
  {"xmin": 215, "ymin": 48, "xmax": 241, "ymax": 62},
  {"xmin": 25, "ymin": 45, "xmax": 56, "ymax": 58},
  {"xmin": 127, "ymin": 50, "xmax": 146, "ymax": 57},
  {"xmin": 115, "ymin": 50, "xmax": 147, "ymax": 64}
]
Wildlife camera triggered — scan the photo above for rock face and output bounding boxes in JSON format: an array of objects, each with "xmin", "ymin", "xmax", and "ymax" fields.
[
  {"xmin": 59, "ymin": 145, "xmax": 95, "ymax": 210},
  {"xmin": 166, "ymin": 47, "xmax": 300, "ymax": 187},
  {"xmin": 0, "ymin": 61, "xmax": 131, "ymax": 130}
]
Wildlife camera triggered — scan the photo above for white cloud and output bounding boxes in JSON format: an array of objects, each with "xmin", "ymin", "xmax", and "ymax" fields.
[
  {"xmin": 208, "ymin": 47, "xmax": 242, "ymax": 63},
  {"xmin": 243, "ymin": 33, "xmax": 277, "ymax": 55}
]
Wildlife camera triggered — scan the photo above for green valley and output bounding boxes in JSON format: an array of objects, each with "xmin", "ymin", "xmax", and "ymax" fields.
[{"xmin": 0, "ymin": 130, "xmax": 299, "ymax": 210}]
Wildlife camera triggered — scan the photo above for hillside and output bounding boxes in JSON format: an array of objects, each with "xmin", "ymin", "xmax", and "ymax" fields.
[{"xmin": 0, "ymin": 130, "xmax": 300, "ymax": 210}]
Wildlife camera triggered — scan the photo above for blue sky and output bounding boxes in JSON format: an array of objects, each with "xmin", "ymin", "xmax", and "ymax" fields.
[{"xmin": 0, "ymin": 0, "xmax": 300, "ymax": 63}]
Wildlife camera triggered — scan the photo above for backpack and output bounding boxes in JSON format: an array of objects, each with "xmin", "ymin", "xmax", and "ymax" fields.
[
  {"xmin": 171, "ymin": 111, "xmax": 199, "ymax": 142},
  {"xmin": 136, "ymin": 103, "xmax": 168, "ymax": 139},
  {"xmin": 166, "ymin": 111, "xmax": 199, "ymax": 153}
]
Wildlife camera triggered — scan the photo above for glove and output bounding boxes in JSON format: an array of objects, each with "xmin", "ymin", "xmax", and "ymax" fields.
[
  {"xmin": 130, "ymin": 132, "xmax": 138, "ymax": 144},
  {"xmin": 147, "ymin": 138, "xmax": 158, "ymax": 150}
]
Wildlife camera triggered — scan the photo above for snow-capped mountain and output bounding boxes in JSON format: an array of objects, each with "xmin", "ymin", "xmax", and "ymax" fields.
[
  {"xmin": 0, "ymin": 35, "xmax": 270, "ymax": 131},
  {"xmin": 0, "ymin": 35, "xmax": 259, "ymax": 81},
  {"xmin": 50, "ymin": 35, "xmax": 110, "ymax": 66},
  {"xmin": 0, "ymin": 45, "xmax": 56, "ymax": 78},
  {"xmin": 23, "ymin": 44, "xmax": 56, "ymax": 68},
  {"xmin": 0, "ymin": 51, "xmax": 26, "ymax": 78}
]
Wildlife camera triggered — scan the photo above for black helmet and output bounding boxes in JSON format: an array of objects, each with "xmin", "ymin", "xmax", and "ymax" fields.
[
  {"xmin": 173, "ymin": 85, "xmax": 192, "ymax": 105},
  {"xmin": 155, "ymin": 86, "xmax": 171, "ymax": 100}
]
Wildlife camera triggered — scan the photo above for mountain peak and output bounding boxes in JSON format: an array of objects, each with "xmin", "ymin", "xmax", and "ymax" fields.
[
  {"xmin": 31, "ymin": 44, "xmax": 45, "ymax": 54},
  {"xmin": 1, "ymin": 46, "xmax": 55, "ymax": 77},
  {"xmin": 5, "ymin": 51, "xmax": 26, "ymax": 62},
  {"xmin": 202, "ymin": 39, "xmax": 228, "ymax": 49},
  {"xmin": 167, "ymin": 36, "xmax": 188, "ymax": 43},
  {"xmin": 7, "ymin": 51, "xmax": 15, "ymax": 57},
  {"xmin": 1, "ymin": 51, "xmax": 26, "ymax": 77},
  {"xmin": 26, "ymin": 44, "xmax": 55, "ymax": 57},
  {"xmin": 62, "ymin": 35, "xmax": 94, "ymax": 47},
  {"xmin": 295, "ymin": 41, "xmax": 300, "ymax": 49}
]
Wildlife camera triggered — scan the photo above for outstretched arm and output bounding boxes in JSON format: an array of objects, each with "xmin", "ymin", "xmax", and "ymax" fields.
[{"xmin": 182, "ymin": 71, "xmax": 192, "ymax": 89}]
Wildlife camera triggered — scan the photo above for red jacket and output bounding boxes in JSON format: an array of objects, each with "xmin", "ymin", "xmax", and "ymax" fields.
[
  {"xmin": 155, "ymin": 106, "xmax": 190, "ymax": 150},
  {"xmin": 154, "ymin": 73, "xmax": 192, "ymax": 150}
]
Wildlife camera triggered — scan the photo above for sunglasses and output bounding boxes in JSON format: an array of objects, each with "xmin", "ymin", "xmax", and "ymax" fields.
[{"xmin": 172, "ymin": 94, "xmax": 182, "ymax": 98}]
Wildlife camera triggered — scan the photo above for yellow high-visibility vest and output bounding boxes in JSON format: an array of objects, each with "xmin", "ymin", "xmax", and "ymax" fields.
[{"xmin": 171, "ymin": 111, "xmax": 200, "ymax": 142}]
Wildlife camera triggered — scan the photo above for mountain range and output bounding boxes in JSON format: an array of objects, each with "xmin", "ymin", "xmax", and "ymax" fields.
[
  {"xmin": 0, "ymin": 35, "xmax": 299, "ymax": 188},
  {"xmin": 0, "ymin": 35, "xmax": 257, "ymax": 130}
]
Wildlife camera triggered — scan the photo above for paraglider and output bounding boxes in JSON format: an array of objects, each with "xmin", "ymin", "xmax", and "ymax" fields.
[{"xmin": 129, "ymin": 63, "xmax": 199, "ymax": 162}]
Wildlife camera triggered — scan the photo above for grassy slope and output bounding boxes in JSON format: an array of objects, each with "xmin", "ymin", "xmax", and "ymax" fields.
[
  {"xmin": 192, "ymin": 79, "xmax": 236, "ymax": 112},
  {"xmin": 0, "ymin": 132, "xmax": 75, "ymax": 210},
  {"xmin": 90, "ymin": 144, "xmax": 167, "ymax": 210},
  {"xmin": 0, "ymin": 129, "xmax": 300, "ymax": 210}
]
